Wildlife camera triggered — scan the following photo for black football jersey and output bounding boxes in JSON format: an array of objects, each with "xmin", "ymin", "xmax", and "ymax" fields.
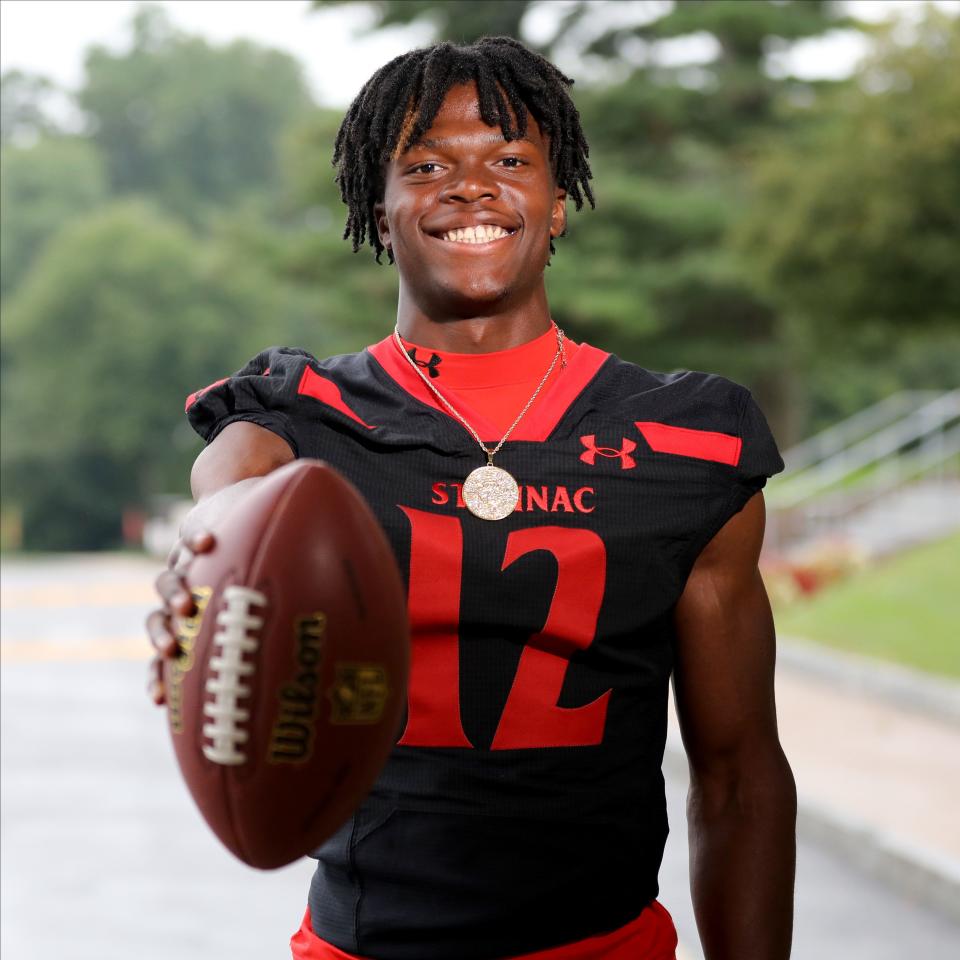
[{"xmin": 186, "ymin": 335, "xmax": 783, "ymax": 960}]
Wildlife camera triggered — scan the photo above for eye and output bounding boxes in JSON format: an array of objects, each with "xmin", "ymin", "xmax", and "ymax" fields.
[
  {"xmin": 497, "ymin": 156, "xmax": 527, "ymax": 168},
  {"xmin": 408, "ymin": 162, "xmax": 442, "ymax": 175}
]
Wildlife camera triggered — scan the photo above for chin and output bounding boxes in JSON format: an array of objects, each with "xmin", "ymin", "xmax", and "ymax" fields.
[{"xmin": 431, "ymin": 277, "xmax": 514, "ymax": 315}]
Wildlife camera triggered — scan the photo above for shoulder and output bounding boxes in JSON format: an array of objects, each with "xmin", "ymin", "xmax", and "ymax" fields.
[
  {"xmin": 244, "ymin": 345, "xmax": 377, "ymax": 382},
  {"xmin": 583, "ymin": 351, "xmax": 784, "ymax": 480},
  {"xmin": 210, "ymin": 344, "xmax": 392, "ymax": 438},
  {"xmin": 233, "ymin": 345, "xmax": 318, "ymax": 378},
  {"xmin": 248, "ymin": 344, "xmax": 383, "ymax": 387},
  {"xmin": 189, "ymin": 345, "xmax": 375, "ymax": 398},
  {"xmin": 597, "ymin": 353, "xmax": 750, "ymax": 435}
]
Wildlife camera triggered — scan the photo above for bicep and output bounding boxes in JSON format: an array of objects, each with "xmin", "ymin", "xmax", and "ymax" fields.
[
  {"xmin": 190, "ymin": 421, "xmax": 295, "ymax": 501},
  {"xmin": 672, "ymin": 492, "xmax": 780, "ymax": 780}
]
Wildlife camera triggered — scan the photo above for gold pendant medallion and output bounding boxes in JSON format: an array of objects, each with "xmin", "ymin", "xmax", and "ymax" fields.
[{"xmin": 462, "ymin": 465, "xmax": 519, "ymax": 521}]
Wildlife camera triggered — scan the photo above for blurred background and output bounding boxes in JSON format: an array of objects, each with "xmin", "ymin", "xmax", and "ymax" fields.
[{"xmin": 1, "ymin": 1, "xmax": 957, "ymax": 957}]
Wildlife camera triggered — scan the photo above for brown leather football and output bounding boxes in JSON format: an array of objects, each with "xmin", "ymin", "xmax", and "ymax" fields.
[{"xmin": 164, "ymin": 459, "xmax": 409, "ymax": 869}]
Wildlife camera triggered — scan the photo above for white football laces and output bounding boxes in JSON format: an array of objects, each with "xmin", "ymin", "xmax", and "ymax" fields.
[{"xmin": 202, "ymin": 584, "xmax": 266, "ymax": 765}]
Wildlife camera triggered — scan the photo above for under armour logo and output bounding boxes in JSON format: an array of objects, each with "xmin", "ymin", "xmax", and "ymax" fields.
[
  {"xmin": 406, "ymin": 348, "xmax": 442, "ymax": 378},
  {"xmin": 579, "ymin": 435, "xmax": 637, "ymax": 470}
]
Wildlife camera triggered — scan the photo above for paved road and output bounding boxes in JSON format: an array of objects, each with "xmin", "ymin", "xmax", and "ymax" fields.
[{"xmin": 2, "ymin": 555, "xmax": 957, "ymax": 958}]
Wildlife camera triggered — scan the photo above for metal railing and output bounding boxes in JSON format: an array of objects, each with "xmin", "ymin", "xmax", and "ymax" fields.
[
  {"xmin": 780, "ymin": 390, "xmax": 945, "ymax": 475},
  {"xmin": 766, "ymin": 389, "xmax": 960, "ymax": 554},
  {"xmin": 769, "ymin": 390, "xmax": 960, "ymax": 509}
]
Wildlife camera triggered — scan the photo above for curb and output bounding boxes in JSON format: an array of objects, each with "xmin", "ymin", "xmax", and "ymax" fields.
[
  {"xmin": 662, "ymin": 743, "xmax": 960, "ymax": 925},
  {"xmin": 778, "ymin": 636, "xmax": 960, "ymax": 727},
  {"xmin": 796, "ymin": 795, "xmax": 960, "ymax": 924}
]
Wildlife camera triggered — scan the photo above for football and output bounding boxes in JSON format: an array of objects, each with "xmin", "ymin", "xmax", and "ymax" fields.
[{"xmin": 164, "ymin": 459, "xmax": 409, "ymax": 869}]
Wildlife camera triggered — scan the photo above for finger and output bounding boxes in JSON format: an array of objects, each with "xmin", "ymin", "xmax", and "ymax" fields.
[
  {"xmin": 147, "ymin": 657, "xmax": 167, "ymax": 706},
  {"xmin": 172, "ymin": 531, "xmax": 213, "ymax": 576},
  {"xmin": 166, "ymin": 539, "xmax": 186, "ymax": 571},
  {"xmin": 154, "ymin": 568, "xmax": 181, "ymax": 601},
  {"xmin": 171, "ymin": 542, "xmax": 196, "ymax": 577},
  {"xmin": 146, "ymin": 609, "xmax": 179, "ymax": 658},
  {"xmin": 187, "ymin": 531, "xmax": 215, "ymax": 555},
  {"xmin": 154, "ymin": 570, "xmax": 195, "ymax": 616}
]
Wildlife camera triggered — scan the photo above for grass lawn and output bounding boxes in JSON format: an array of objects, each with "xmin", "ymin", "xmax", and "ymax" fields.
[{"xmin": 772, "ymin": 533, "xmax": 960, "ymax": 679}]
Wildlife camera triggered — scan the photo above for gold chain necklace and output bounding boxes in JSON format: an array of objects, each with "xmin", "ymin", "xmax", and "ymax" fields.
[{"xmin": 393, "ymin": 324, "xmax": 567, "ymax": 521}]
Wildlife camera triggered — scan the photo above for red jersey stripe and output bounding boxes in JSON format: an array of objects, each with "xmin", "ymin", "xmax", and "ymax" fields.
[{"xmin": 635, "ymin": 420, "xmax": 742, "ymax": 466}]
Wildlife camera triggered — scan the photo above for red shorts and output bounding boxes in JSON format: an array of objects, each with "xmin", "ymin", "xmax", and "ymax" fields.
[{"xmin": 290, "ymin": 900, "xmax": 678, "ymax": 960}]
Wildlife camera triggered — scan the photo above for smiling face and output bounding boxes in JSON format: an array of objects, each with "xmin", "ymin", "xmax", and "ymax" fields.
[{"xmin": 376, "ymin": 83, "xmax": 566, "ymax": 337}]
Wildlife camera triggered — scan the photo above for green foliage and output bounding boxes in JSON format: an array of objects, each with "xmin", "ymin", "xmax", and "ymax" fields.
[
  {"xmin": 1, "ymin": 137, "xmax": 108, "ymax": 296},
  {"xmin": 215, "ymin": 107, "xmax": 402, "ymax": 355},
  {"xmin": 733, "ymin": 10, "xmax": 960, "ymax": 430},
  {"xmin": 0, "ymin": 70, "xmax": 63, "ymax": 144},
  {"xmin": 314, "ymin": 0, "xmax": 533, "ymax": 45},
  {"xmin": 581, "ymin": 0, "xmax": 855, "ymax": 139},
  {"xmin": 593, "ymin": 0, "xmax": 852, "ymax": 56},
  {"xmin": 0, "ymin": 202, "xmax": 299, "ymax": 548},
  {"xmin": 1, "ymin": 7, "xmax": 329, "ymax": 549},
  {"xmin": 78, "ymin": 5, "xmax": 312, "ymax": 222},
  {"xmin": 737, "ymin": 11, "xmax": 960, "ymax": 332}
]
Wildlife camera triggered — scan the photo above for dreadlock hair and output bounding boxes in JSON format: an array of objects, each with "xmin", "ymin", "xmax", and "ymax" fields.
[{"xmin": 333, "ymin": 36, "xmax": 595, "ymax": 263}]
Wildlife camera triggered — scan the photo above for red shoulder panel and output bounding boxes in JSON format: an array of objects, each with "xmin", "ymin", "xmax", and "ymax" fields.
[
  {"xmin": 297, "ymin": 365, "xmax": 375, "ymax": 430},
  {"xmin": 512, "ymin": 344, "xmax": 610, "ymax": 442},
  {"xmin": 634, "ymin": 421, "xmax": 741, "ymax": 466}
]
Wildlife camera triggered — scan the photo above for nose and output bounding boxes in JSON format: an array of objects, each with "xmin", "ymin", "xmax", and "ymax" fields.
[{"xmin": 439, "ymin": 163, "xmax": 499, "ymax": 204}]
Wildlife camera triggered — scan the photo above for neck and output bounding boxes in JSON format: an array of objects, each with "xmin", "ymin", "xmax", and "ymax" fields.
[{"xmin": 395, "ymin": 284, "xmax": 553, "ymax": 354}]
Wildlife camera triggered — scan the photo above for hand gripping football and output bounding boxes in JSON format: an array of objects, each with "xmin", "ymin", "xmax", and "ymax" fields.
[{"xmin": 164, "ymin": 459, "xmax": 409, "ymax": 869}]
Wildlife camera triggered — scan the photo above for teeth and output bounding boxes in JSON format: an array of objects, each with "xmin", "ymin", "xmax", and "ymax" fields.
[{"xmin": 440, "ymin": 225, "xmax": 511, "ymax": 243}]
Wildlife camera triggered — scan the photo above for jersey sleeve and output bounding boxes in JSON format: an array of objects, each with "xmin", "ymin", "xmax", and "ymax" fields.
[
  {"xmin": 733, "ymin": 386, "xmax": 785, "ymax": 500},
  {"xmin": 678, "ymin": 384, "xmax": 784, "ymax": 576},
  {"xmin": 184, "ymin": 347, "xmax": 314, "ymax": 455}
]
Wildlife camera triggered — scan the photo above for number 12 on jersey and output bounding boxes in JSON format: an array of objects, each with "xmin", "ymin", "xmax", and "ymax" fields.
[{"xmin": 397, "ymin": 507, "xmax": 612, "ymax": 750}]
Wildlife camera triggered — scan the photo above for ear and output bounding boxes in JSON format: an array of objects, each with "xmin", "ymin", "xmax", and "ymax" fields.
[
  {"xmin": 550, "ymin": 188, "xmax": 567, "ymax": 238},
  {"xmin": 374, "ymin": 201, "xmax": 391, "ymax": 250}
]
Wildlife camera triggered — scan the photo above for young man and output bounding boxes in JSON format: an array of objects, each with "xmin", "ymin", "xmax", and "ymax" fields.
[{"xmin": 148, "ymin": 37, "xmax": 796, "ymax": 960}]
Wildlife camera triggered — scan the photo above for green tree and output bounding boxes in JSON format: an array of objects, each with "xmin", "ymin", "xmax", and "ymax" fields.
[
  {"xmin": 738, "ymin": 10, "xmax": 960, "ymax": 331},
  {"xmin": 252, "ymin": 108, "xmax": 403, "ymax": 351},
  {"xmin": 1, "ymin": 137, "xmax": 108, "ymax": 296},
  {"xmin": 77, "ymin": 5, "xmax": 313, "ymax": 223},
  {"xmin": 316, "ymin": 0, "xmax": 532, "ymax": 45},
  {"xmin": 734, "ymin": 9, "xmax": 960, "ymax": 428},
  {"xmin": 0, "ymin": 9, "xmax": 360, "ymax": 550},
  {"xmin": 0, "ymin": 70, "xmax": 62, "ymax": 145},
  {"xmin": 0, "ymin": 201, "xmax": 307, "ymax": 549},
  {"xmin": 576, "ymin": 0, "xmax": 855, "ymax": 143}
]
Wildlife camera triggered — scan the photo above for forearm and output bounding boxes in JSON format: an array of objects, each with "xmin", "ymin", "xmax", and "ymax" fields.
[
  {"xmin": 181, "ymin": 421, "xmax": 295, "ymax": 541},
  {"xmin": 687, "ymin": 747, "xmax": 797, "ymax": 960},
  {"xmin": 180, "ymin": 476, "xmax": 267, "ymax": 541}
]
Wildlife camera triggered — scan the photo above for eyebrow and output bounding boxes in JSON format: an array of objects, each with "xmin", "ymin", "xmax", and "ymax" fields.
[{"xmin": 410, "ymin": 134, "xmax": 535, "ymax": 150}]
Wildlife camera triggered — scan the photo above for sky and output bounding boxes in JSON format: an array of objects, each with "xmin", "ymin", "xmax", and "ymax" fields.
[{"xmin": 2, "ymin": 0, "xmax": 958, "ymax": 109}]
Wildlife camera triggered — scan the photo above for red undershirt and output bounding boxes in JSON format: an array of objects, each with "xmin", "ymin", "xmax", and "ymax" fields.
[
  {"xmin": 291, "ymin": 328, "xmax": 678, "ymax": 960},
  {"xmin": 396, "ymin": 326, "xmax": 579, "ymax": 435}
]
